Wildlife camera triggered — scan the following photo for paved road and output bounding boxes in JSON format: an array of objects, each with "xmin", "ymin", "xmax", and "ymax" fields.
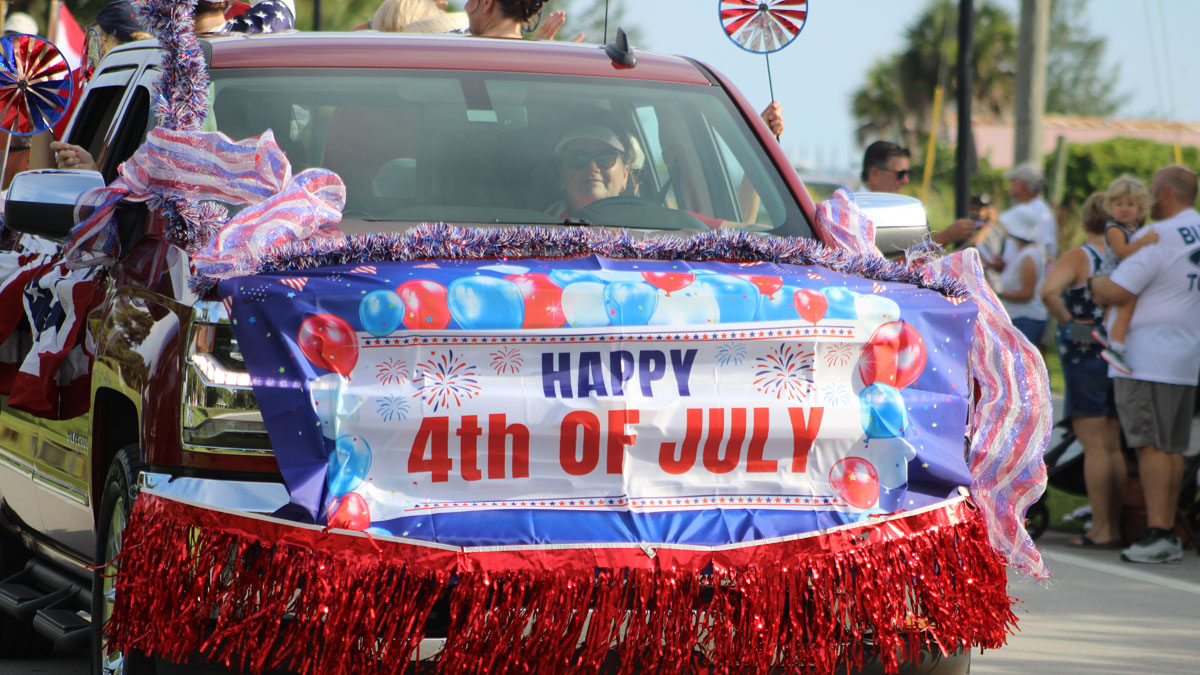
[{"xmin": 972, "ymin": 530, "xmax": 1200, "ymax": 675}]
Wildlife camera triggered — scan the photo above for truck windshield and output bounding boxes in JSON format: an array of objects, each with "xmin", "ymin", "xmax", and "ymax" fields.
[{"xmin": 207, "ymin": 68, "xmax": 811, "ymax": 238}]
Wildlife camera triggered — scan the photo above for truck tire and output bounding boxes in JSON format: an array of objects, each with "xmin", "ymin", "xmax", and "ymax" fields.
[{"xmin": 91, "ymin": 446, "xmax": 155, "ymax": 675}]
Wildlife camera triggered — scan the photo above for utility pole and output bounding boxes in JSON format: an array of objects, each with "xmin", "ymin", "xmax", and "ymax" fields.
[
  {"xmin": 1013, "ymin": 0, "xmax": 1049, "ymax": 167},
  {"xmin": 313, "ymin": 0, "xmax": 322, "ymax": 31},
  {"xmin": 955, "ymin": 0, "xmax": 974, "ymax": 219}
]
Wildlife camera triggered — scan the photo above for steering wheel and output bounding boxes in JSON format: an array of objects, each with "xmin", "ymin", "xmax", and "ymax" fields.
[{"xmin": 573, "ymin": 196, "xmax": 708, "ymax": 231}]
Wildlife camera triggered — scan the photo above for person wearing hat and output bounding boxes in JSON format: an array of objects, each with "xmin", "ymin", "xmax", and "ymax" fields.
[
  {"xmin": 995, "ymin": 203, "xmax": 1048, "ymax": 347},
  {"xmin": 28, "ymin": 1, "xmax": 155, "ymax": 174},
  {"xmin": 546, "ymin": 124, "xmax": 635, "ymax": 219},
  {"xmin": 3, "ymin": 11, "xmax": 40, "ymax": 35},
  {"xmin": 999, "ymin": 161, "xmax": 1057, "ymax": 263}
]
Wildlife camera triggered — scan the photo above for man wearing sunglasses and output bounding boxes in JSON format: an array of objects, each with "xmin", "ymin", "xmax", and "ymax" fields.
[{"xmin": 860, "ymin": 140, "xmax": 974, "ymax": 248}]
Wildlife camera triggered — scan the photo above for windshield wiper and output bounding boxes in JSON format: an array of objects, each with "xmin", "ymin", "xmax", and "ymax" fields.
[{"xmin": 562, "ymin": 217, "xmax": 593, "ymax": 226}]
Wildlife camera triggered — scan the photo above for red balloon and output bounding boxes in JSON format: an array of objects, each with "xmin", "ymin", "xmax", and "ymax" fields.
[
  {"xmin": 641, "ymin": 271, "xmax": 695, "ymax": 297},
  {"xmin": 327, "ymin": 492, "xmax": 371, "ymax": 531},
  {"xmin": 828, "ymin": 457, "xmax": 879, "ymax": 509},
  {"xmin": 505, "ymin": 273, "xmax": 566, "ymax": 329},
  {"xmin": 735, "ymin": 274, "xmax": 783, "ymax": 299},
  {"xmin": 858, "ymin": 321, "xmax": 927, "ymax": 389},
  {"xmin": 297, "ymin": 313, "xmax": 359, "ymax": 376},
  {"xmin": 396, "ymin": 280, "xmax": 451, "ymax": 330},
  {"xmin": 793, "ymin": 288, "xmax": 828, "ymax": 324}
]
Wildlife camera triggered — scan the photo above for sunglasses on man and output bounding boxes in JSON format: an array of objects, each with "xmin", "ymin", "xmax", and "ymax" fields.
[
  {"xmin": 562, "ymin": 148, "xmax": 621, "ymax": 171},
  {"xmin": 882, "ymin": 168, "xmax": 911, "ymax": 180}
]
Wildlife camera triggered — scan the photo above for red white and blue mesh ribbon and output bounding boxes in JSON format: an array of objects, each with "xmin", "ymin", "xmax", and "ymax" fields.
[
  {"xmin": 62, "ymin": 127, "xmax": 346, "ymax": 270},
  {"xmin": 816, "ymin": 189, "xmax": 1049, "ymax": 580}
]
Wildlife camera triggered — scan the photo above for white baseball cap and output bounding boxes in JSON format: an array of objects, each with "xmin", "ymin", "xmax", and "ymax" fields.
[
  {"xmin": 1004, "ymin": 162, "xmax": 1044, "ymax": 189},
  {"xmin": 4, "ymin": 12, "xmax": 39, "ymax": 35},
  {"xmin": 555, "ymin": 125, "xmax": 626, "ymax": 155}
]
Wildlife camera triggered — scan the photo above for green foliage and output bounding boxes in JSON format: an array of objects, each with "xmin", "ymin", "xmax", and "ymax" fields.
[{"xmin": 1058, "ymin": 136, "xmax": 1199, "ymax": 209}]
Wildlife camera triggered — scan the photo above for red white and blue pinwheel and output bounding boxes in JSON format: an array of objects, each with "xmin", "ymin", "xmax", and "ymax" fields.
[
  {"xmin": 0, "ymin": 33, "xmax": 74, "ymax": 136},
  {"xmin": 720, "ymin": 0, "xmax": 807, "ymax": 54}
]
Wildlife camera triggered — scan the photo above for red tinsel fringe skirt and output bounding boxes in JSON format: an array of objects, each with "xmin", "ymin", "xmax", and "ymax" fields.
[{"xmin": 106, "ymin": 491, "xmax": 1016, "ymax": 674}]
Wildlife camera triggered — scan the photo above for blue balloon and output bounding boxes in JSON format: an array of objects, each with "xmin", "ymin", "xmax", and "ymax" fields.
[
  {"xmin": 358, "ymin": 290, "xmax": 405, "ymax": 337},
  {"xmin": 859, "ymin": 383, "xmax": 908, "ymax": 439},
  {"xmin": 698, "ymin": 275, "xmax": 758, "ymax": 323},
  {"xmin": 447, "ymin": 277, "xmax": 524, "ymax": 330},
  {"xmin": 822, "ymin": 287, "xmax": 859, "ymax": 320},
  {"xmin": 603, "ymin": 281, "xmax": 658, "ymax": 326},
  {"xmin": 756, "ymin": 284, "xmax": 800, "ymax": 321},
  {"xmin": 328, "ymin": 434, "xmax": 372, "ymax": 497},
  {"xmin": 549, "ymin": 269, "xmax": 603, "ymax": 287}
]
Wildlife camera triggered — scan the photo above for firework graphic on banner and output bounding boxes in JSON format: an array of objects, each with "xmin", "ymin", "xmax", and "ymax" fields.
[
  {"xmin": 715, "ymin": 342, "xmax": 747, "ymax": 367},
  {"xmin": 414, "ymin": 350, "xmax": 480, "ymax": 411},
  {"xmin": 752, "ymin": 342, "xmax": 815, "ymax": 401},
  {"xmin": 376, "ymin": 394, "xmax": 410, "ymax": 422},
  {"xmin": 375, "ymin": 357, "xmax": 408, "ymax": 386},
  {"xmin": 489, "ymin": 346, "xmax": 524, "ymax": 375},
  {"xmin": 821, "ymin": 382, "xmax": 855, "ymax": 407},
  {"xmin": 823, "ymin": 343, "xmax": 856, "ymax": 367},
  {"xmin": 0, "ymin": 33, "xmax": 74, "ymax": 136}
]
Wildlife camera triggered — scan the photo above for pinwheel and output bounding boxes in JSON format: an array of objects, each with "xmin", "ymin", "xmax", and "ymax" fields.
[
  {"xmin": 719, "ymin": 0, "xmax": 808, "ymax": 127},
  {"xmin": 0, "ymin": 33, "xmax": 74, "ymax": 183}
]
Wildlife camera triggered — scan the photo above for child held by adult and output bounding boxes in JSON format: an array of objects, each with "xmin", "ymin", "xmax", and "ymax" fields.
[{"xmin": 1093, "ymin": 175, "xmax": 1156, "ymax": 375}]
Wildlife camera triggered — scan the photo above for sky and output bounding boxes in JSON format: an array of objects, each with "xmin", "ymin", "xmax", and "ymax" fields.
[{"xmin": 615, "ymin": 0, "xmax": 1199, "ymax": 177}]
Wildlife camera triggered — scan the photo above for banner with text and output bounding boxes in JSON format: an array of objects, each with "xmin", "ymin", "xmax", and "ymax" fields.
[{"xmin": 222, "ymin": 257, "xmax": 976, "ymax": 548}]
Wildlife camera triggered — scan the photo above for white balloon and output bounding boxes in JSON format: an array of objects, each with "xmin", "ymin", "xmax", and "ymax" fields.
[
  {"xmin": 310, "ymin": 373, "xmax": 363, "ymax": 440},
  {"xmin": 855, "ymin": 294, "xmax": 901, "ymax": 335},
  {"xmin": 863, "ymin": 437, "xmax": 914, "ymax": 489},
  {"xmin": 561, "ymin": 282, "xmax": 611, "ymax": 327},
  {"xmin": 648, "ymin": 284, "xmax": 720, "ymax": 327}
]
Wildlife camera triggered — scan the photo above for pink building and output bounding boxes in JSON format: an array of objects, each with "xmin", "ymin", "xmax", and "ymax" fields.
[{"xmin": 964, "ymin": 114, "xmax": 1200, "ymax": 168}]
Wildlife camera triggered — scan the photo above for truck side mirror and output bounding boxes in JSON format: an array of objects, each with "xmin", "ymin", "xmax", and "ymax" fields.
[
  {"xmin": 856, "ymin": 192, "xmax": 931, "ymax": 259},
  {"xmin": 4, "ymin": 169, "xmax": 107, "ymax": 241}
]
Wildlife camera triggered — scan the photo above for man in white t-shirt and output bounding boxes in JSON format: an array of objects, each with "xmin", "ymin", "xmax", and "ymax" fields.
[
  {"xmin": 1090, "ymin": 165, "xmax": 1200, "ymax": 564},
  {"xmin": 997, "ymin": 162, "xmax": 1058, "ymax": 264}
]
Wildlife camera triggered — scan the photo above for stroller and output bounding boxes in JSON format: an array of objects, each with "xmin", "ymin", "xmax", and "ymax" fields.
[{"xmin": 1025, "ymin": 417, "xmax": 1200, "ymax": 553}]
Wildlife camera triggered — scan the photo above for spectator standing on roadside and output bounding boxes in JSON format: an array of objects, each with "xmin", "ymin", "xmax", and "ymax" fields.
[
  {"xmin": 995, "ymin": 206, "xmax": 1048, "ymax": 346},
  {"xmin": 859, "ymin": 140, "xmax": 975, "ymax": 247},
  {"xmin": 1092, "ymin": 175, "xmax": 1156, "ymax": 376},
  {"xmin": 998, "ymin": 162, "xmax": 1057, "ymax": 262},
  {"xmin": 1089, "ymin": 165, "xmax": 1200, "ymax": 564},
  {"xmin": 1040, "ymin": 193, "xmax": 1124, "ymax": 549}
]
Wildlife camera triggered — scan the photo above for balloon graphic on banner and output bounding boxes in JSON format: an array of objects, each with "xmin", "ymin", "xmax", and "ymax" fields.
[
  {"xmin": 641, "ymin": 271, "xmax": 696, "ymax": 297},
  {"xmin": 859, "ymin": 383, "xmax": 908, "ymax": 439},
  {"xmin": 756, "ymin": 284, "xmax": 800, "ymax": 321},
  {"xmin": 561, "ymin": 282, "xmax": 611, "ymax": 327},
  {"xmin": 327, "ymin": 492, "xmax": 371, "ymax": 531},
  {"xmin": 697, "ymin": 274, "xmax": 758, "ymax": 323},
  {"xmin": 865, "ymin": 438, "xmax": 915, "ymax": 490},
  {"xmin": 297, "ymin": 313, "xmax": 359, "ymax": 376},
  {"xmin": 855, "ymin": 293, "xmax": 902, "ymax": 335},
  {"xmin": 648, "ymin": 282, "xmax": 720, "ymax": 326},
  {"xmin": 448, "ymin": 277, "xmax": 525, "ymax": 330},
  {"xmin": 549, "ymin": 270, "xmax": 603, "ymax": 287},
  {"xmin": 506, "ymin": 273, "xmax": 566, "ymax": 329},
  {"xmin": 858, "ymin": 321, "xmax": 927, "ymax": 389},
  {"xmin": 604, "ymin": 281, "xmax": 659, "ymax": 325},
  {"xmin": 820, "ymin": 287, "xmax": 859, "ymax": 320},
  {"xmin": 396, "ymin": 280, "xmax": 451, "ymax": 330},
  {"xmin": 310, "ymin": 373, "xmax": 362, "ymax": 440},
  {"xmin": 358, "ymin": 290, "xmax": 405, "ymax": 337},
  {"xmin": 734, "ymin": 274, "xmax": 784, "ymax": 299},
  {"xmin": 792, "ymin": 288, "xmax": 827, "ymax": 324},
  {"xmin": 828, "ymin": 456, "xmax": 879, "ymax": 509},
  {"xmin": 327, "ymin": 434, "xmax": 372, "ymax": 497}
]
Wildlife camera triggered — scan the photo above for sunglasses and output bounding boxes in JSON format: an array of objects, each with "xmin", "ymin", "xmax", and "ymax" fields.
[
  {"xmin": 563, "ymin": 149, "xmax": 621, "ymax": 171},
  {"xmin": 884, "ymin": 168, "xmax": 911, "ymax": 180}
]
